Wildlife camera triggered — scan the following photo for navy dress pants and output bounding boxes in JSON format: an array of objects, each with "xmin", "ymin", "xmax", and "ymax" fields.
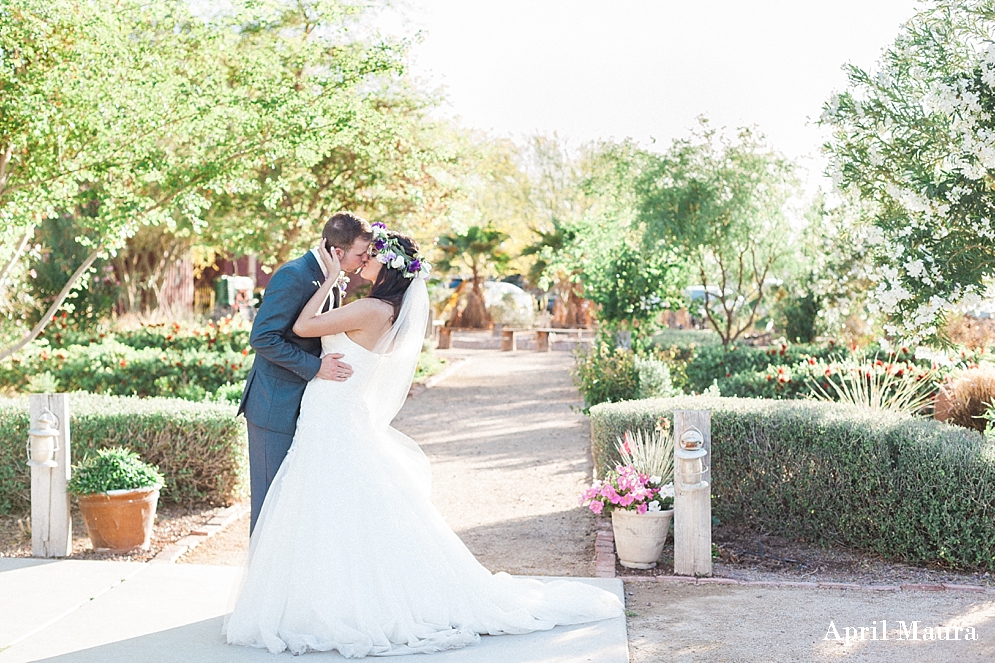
[{"xmin": 247, "ymin": 420, "xmax": 295, "ymax": 533}]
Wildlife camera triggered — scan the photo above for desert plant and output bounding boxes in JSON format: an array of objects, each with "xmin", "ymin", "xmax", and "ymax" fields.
[
  {"xmin": 615, "ymin": 429, "xmax": 674, "ymax": 485},
  {"xmin": 808, "ymin": 358, "xmax": 937, "ymax": 416},
  {"xmin": 67, "ymin": 447, "xmax": 164, "ymax": 496},
  {"xmin": 935, "ymin": 366, "xmax": 995, "ymax": 433}
]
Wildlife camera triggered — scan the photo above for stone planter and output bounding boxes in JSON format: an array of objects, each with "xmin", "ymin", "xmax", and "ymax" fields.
[
  {"xmin": 78, "ymin": 486, "xmax": 160, "ymax": 552},
  {"xmin": 611, "ymin": 508, "xmax": 674, "ymax": 569}
]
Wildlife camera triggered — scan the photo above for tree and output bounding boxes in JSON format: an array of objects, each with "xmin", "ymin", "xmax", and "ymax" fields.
[
  {"xmin": 436, "ymin": 226, "xmax": 510, "ymax": 328},
  {"xmin": 0, "ymin": 0, "xmax": 420, "ymax": 354},
  {"xmin": 519, "ymin": 139, "xmax": 687, "ymax": 339},
  {"xmin": 636, "ymin": 121, "xmax": 800, "ymax": 348},
  {"xmin": 821, "ymin": 0, "xmax": 995, "ymax": 344}
]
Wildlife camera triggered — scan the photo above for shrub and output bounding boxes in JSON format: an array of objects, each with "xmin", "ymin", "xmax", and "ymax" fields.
[
  {"xmin": 634, "ymin": 356, "xmax": 679, "ymax": 400},
  {"xmin": 67, "ymin": 447, "xmax": 164, "ymax": 495},
  {"xmin": 936, "ymin": 366, "xmax": 995, "ymax": 433},
  {"xmin": 573, "ymin": 344, "xmax": 639, "ymax": 411},
  {"xmin": 590, "ymin": 396, "xmax": 995, "ymax": 570},
  {"xmin": 0, "ymin": 339, "xmax": 251, "ymax": 399},
  {"xmin": 0, "ymin": 393, "xmax": 246, "ymax": 513}
]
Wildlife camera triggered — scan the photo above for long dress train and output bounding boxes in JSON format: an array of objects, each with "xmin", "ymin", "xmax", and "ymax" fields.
[{"xmin": 224, "ymin": 332, "xmax": 622, "ymax": 658}]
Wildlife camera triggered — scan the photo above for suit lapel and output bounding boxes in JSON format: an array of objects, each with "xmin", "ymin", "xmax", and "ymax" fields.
[{"xmin": 303, "ymin": 251, "xmax": 340, "ymax": 312}]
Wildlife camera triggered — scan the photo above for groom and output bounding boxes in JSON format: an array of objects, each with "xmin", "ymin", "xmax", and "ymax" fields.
[{"xmin": 238, "ymin": 211, "xmax": 373, "ymax": 532}]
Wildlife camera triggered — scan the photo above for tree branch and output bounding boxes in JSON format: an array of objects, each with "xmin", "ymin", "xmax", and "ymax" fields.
[
  {"xmin": 0, "ymin": 143, "xmax": 14, "ymax": 198},
  {"xmin": 0, "ymin": 248, "xmax": 101, "ymax": 362},
  {"xmin": 0, "ymin": 228, "xmax": 32, "ymax": 295}
]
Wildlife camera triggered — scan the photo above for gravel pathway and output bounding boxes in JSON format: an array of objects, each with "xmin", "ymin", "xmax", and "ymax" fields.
[{"xmin": 183, "ymin": 348, "xmax": 598, "ymax": 576}]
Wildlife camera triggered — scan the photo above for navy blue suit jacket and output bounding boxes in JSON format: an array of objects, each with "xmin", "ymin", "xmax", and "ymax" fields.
[{"xmin": 238, "ymin": 252, "xmax": 337, "ymax": 435}]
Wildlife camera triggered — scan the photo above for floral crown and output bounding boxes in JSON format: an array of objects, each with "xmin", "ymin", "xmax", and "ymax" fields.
[{"xmin": 370, "ymin": 222, "xmax": 431, "ymax": 280}]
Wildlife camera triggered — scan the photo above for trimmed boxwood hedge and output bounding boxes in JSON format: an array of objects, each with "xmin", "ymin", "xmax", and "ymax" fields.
[
  {"xmin": 590, "ymin": 396, "xmax": 995, "ymax": 570},
  {"xmin": 0, "ymin": 393, "xmax": 246, "ymax": 514}
]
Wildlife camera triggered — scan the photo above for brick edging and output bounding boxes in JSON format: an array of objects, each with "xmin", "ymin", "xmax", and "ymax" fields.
[
  {"xmin": 593, "ymin": 517, "xmax": 992, "ymax": 594},
  {"xmin": 150, "ymin": 502, "xmax": 249, "ymax": 564}
]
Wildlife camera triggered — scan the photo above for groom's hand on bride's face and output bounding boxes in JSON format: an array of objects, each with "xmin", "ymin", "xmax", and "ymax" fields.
[{"xmin": 317, "ymin": 353, "xmax": 353, "ymax": 382}]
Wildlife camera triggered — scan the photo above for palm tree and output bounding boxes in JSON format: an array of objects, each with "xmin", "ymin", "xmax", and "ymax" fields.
[
  {"xmin": 521, "ymin": 219, "xmax": 592, "ymax": 328},
  {"xmin": 436, "ymin": 226, "xmax": 510, "ymax": 328}
]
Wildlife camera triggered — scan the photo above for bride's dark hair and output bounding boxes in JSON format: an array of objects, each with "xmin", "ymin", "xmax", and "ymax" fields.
[{"xmin": 369, "ymin": 232, "xmax": 420, "ymax": 322}]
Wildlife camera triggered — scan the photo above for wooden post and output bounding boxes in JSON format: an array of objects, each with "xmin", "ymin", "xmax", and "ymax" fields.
[
  {"xmin": 437, "ymin": 326, "xmax": 453, "ymax": 350},
  {"xmin": 535, "ymin": 330, "xmax": 550, "ymax": 352},
  {"xmin": 673, "ymin": 409, "xmax": 711, "ymax": 576},
  {"xmin": 501, "ymin": 329, "xmax": 517, "ymax": 351},
  {"xmin": 30, "ymin": 394, "xmax": 72, "ymax": 558}
]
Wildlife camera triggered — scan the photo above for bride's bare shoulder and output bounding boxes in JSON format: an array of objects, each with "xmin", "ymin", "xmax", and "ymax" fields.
[{"xmin": 346, "ymin": 297, "xmax": 393, "ymax": 321}]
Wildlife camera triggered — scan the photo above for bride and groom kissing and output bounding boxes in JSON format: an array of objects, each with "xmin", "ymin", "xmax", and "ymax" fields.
[{"xmin": 229, "ymin": 212, "xmax": 622, "ymax": 658}]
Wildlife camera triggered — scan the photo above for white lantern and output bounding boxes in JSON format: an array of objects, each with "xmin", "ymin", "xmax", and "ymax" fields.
[
  {"xmin": 675, "ymin": 427, "xmax": 708, "ymax": 491},
  {"xmin": 27, "ymin": 408, "xmax": 60, "ymax": 468}
]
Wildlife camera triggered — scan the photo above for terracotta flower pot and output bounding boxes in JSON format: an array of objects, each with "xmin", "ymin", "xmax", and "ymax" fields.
[
  {"xmin": 611, "ymin": 508, "xmax": 674, "ymax": 569},
  {"xmin": 78, "ymin": 486, "xmax": 160, "ymax": 552}
]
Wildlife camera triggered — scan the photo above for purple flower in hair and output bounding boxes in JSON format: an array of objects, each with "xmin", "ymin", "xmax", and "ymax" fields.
[
  {"xmin": 374, "ymin": 238, "xmax": 387, "ymax": 251},
  {"xmin": 407, "ymin": 258, "xmax": 421, "ymax": 273},
  {"xmin": 372, "ymin": 222, "xmax": 387, "ymax": 230}
]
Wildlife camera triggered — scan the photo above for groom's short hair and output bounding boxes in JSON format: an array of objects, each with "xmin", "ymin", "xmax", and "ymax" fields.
[{"xmin": 322, "ymin": 212, "xmax": 373, "ymax": 249}]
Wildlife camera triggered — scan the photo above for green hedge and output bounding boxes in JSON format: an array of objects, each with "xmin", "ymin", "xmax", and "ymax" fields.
[
  {"xmin": 0, "ymin": 393, "xmax": 246, "ymax": 514},
  {"xmin": 590, "ymin": 396, "xmax": 995, "ymax": 570}
]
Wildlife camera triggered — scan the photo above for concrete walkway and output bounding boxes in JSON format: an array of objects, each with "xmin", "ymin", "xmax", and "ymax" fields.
[{"xmin": 0, "ymin": 558, "xmax": 624, "ymax": 662}]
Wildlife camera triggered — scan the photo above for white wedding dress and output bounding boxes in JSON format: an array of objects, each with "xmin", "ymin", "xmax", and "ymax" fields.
[{"xmin": 224, "ymin": 282, "xmax": 623, "ymax": 658}]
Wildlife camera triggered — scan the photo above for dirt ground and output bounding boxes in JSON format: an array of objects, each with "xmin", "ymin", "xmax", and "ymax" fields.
[
  {"xmin": 625, "ymin": 581, "xmax": 995, "ymax": 663},
  {"xmin": 0, "ymin": 503, "xmax": 226, "ymax": 562},
  {"xmin": 185, "ymin": 348, "xmax": 598, "ymax": 576}
]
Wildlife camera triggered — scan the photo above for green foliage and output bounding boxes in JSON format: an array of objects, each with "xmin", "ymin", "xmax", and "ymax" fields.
[
  {"xmin": 0, "ymin": 393, "xmax": 246, "ymax": 513},
  {"xmin": 1, "ymin": 0, "xmax": 457, "ymax": 351},
  {"xmin": 0, "ymin": 339, "xmax": 250, "ymax": 399},
  {"xmin": 821, "ymin": 0, "xmax": 995, "ymax": 343},
  {"xmin": 1, "ymin": 318, "xmax": 253, "ymax": 399},
  {"xmin": 636, "ymin": 120, "xmax": 800, "ymax": 347},
  {"xmin": 679, "ymin": 342, "xmax": 851, "ymax": 395},
  {"xmin": 573, "ymin": 344, "xmax": 639, "ymax": 412},
  {"xmin": 574, "ymin": 341, "xmax": 679, "ymax": 412},
  {"xmin": 590, "ymin": 396, "xmax": 995, "ymax": 570},
  {"xmin": 650, "ymin": 328, "xmax": 722, "ymax": 349},
  {"xmin": 26, "ymin": 217, "xmax": 119, "ymax": 328},
  {"xmin": 579, "ymin": 241, "xmax": 684, "ymax": 330},
  {"xmin": 634, "ymin": 356, "xmax": 679, "ymax": 400},
  {"xmin": 779, "ymin": 291, "xmax": 822, "ymax": 344},
  {"xmin": 66, "ymin": 447, "xmax": 164, "ymax": 496}
]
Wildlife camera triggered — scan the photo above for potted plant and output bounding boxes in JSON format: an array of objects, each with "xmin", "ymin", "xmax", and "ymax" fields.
[
  {"xmin": 580, "ymin": 426, "xmax": 675, "ymax": 569},
  {"xmin": 68, "ymin": 447, "xmax": 165, "ymax": 553}
]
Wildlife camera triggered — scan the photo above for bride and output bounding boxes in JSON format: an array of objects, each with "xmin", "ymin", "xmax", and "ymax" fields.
[{"xmin": 224, "ymin": 224, "xmax": 623, "ymax": 658}]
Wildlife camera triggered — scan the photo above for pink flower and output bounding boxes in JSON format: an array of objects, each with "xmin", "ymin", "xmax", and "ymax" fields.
[
  {"xmin": 636, "ymin": 503, "xmax": 648, "ymax": 514},
  {"xmin": 589, "ymin": 501, "xmax": 603, "ymax": 515}
]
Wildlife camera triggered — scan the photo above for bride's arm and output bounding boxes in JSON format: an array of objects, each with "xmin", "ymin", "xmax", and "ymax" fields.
[{"xmin": 294, "ymin": 298, "xmax": 384, "ymax": 338}]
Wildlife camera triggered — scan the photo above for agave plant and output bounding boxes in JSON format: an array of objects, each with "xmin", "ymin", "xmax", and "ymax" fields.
[
  {"xmin": 615, "ymin": 429, "xmax": 674, "ymax": 485},
  {"xmin": 808, "ymin": 357, "xmax": 937, "ymax": 416}
]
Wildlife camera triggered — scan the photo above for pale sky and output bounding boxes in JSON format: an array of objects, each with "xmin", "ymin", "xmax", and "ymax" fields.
[{"xmin": 388, "ymin": 0, "xmax": 923, "ymax": 190}]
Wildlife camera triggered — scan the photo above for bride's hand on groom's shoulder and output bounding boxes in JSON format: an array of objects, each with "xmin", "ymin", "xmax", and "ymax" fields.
[
  {"xmin": 318, "ymin": 240, "xmax": 340, "ymax": 276},
  {"xmin": 317, "ymin": 353, "xmax": 353, "ymax": 382}
]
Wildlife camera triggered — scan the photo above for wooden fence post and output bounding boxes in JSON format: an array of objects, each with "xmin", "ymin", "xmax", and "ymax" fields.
[
  {"xmin": 29, "ymin": 394, "xmax": 72, "ymax": 558},
  {"xmin": 673, "ymin": 409, "xmax": 712, "ymax": 576}
]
